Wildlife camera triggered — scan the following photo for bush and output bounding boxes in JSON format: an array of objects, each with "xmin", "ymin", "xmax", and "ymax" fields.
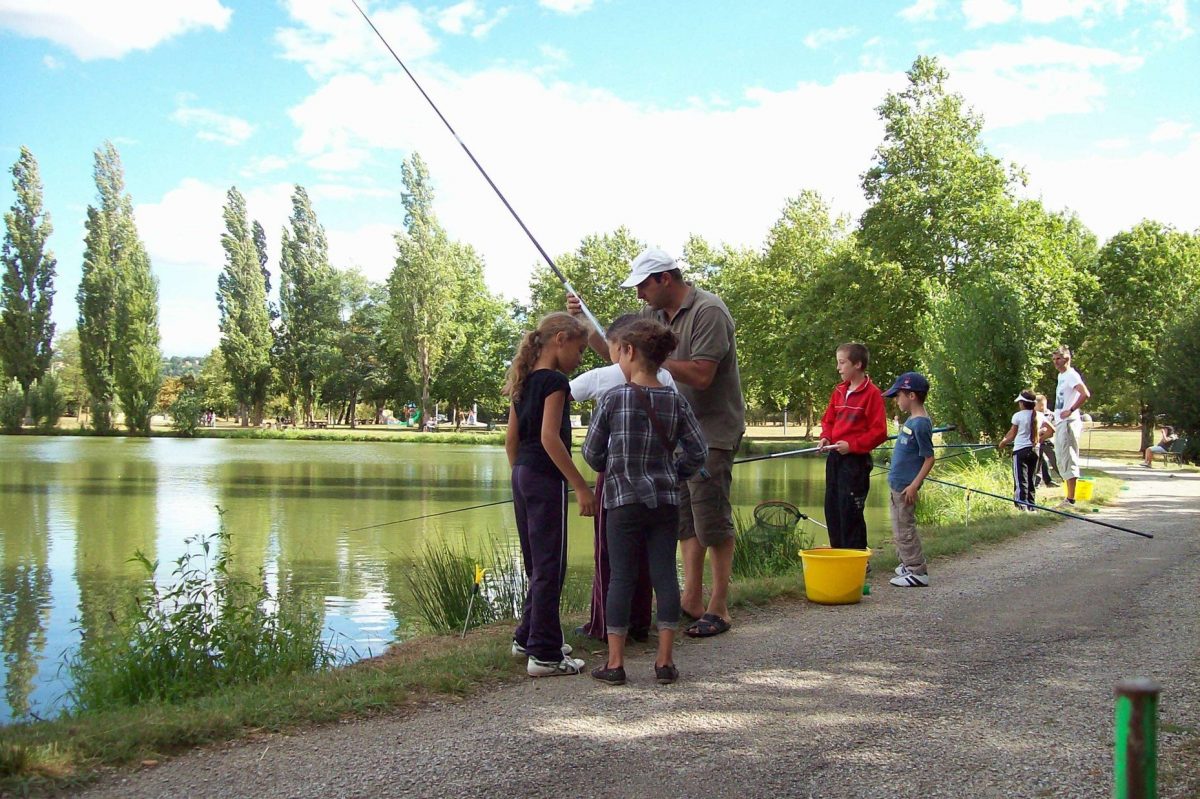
[
  {"xmin": 65, "ymin": 519, "xmax": 341, "ymax": 712},
  {"xmin": 169, "ymin": 388, "xmax": 205, "ymax": 436},
  {"xmin": 1154, "ymin": 299, "xmax": 1200, "ymax": 464},
  {"xmin": 0, "ymin": 379, "xmax": 25, "ymax": 433},
  {"xmin": 29, "ymin": 374, "xmax": 66, "ymax": 431}
]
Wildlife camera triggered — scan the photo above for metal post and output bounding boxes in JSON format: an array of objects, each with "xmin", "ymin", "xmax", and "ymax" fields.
[{"xmin": 1114, "ymin": 679, "xmax": 1160, "ymax": 799}]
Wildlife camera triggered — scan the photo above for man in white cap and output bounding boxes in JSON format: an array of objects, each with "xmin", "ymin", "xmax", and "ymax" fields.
[{"xmin": 569, "ymin": 247, "xmax": 745, "ymax": 638}]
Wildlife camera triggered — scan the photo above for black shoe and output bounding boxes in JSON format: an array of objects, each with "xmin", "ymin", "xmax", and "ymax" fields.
[
  {"xmin": 655, "ymin": 663, "xmax": 679, "ymax": 684},
  {"xmin": 629, "ymin": 627, "xmax": 650, "ymax": 643},
  {"xmin": 591, "ymin": 665, "xmax": 626, "ymax": 685}
]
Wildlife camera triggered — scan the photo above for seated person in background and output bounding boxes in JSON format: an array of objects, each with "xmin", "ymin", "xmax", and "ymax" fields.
[{"xmin": 1141, "ymin": 425, "xmax": 1177, "ymax": 467}]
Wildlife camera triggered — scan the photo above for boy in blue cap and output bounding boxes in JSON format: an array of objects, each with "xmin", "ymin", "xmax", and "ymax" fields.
[{"xmin": 882, "ymin": 372, "xmax": 935, "ymax": 587}]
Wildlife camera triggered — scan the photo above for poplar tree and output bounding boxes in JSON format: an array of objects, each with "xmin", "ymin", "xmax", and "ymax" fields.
[
  {"xmin": 388, "ymin": 153, "xmax": 462, "ymax": 426},
  {"xmin": 1, "ymin": 147, "xmax": 57, "ymax": 399},
  {"xmin": 77, "ymin": 142, "xmax": 161, "ymax": 433},
  {"xmin": 278, "ymin": 186, "xmax": 338, "ymax": 423},
  {"xmin": 217, "ymin": 187, "xmax": 273, "ymax": 426}
]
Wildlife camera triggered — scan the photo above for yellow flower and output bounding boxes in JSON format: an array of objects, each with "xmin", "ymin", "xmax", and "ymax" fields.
[{"xmin": 473, "ymin": 564, "xmax": 487, "ymax": 587}]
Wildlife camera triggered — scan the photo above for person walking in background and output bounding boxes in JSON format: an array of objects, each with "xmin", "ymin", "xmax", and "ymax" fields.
[
  {"xmin": 818, "ymin": 343, "xmax": 888, "ymax": 550},
  {"xmin": 503, "ymin": 312, "xmax": 595, "ymax": 677},
  {"xmin": 583, "ymin": 319, "xmax": 708, "ymax": 685},
  {"xmin": 881, "ymin": 372, "xmax": 935, "ymax": 587},
  {"xmin": 999, "ymin": 390, "xmax": 1041, "ymax": 511},
  {"xmin": 1034, "ymin": 394, "xmax": 1060, "ymax": 487},
  {"xmin": 570, "ymin": 314, "xmax": 677, "ymax": 643},
  {"xmin": 1050, "ymin": 346, "xmax": 1091, "ymax": 508},
  {"xmin": 568, "ymin": 247, "xmax": 745, "ymax": 639}
]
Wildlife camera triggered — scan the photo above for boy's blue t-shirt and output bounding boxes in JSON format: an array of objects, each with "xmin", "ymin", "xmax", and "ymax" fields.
[{"xmin": 888, "ymin": 415, "xmax": 934, "ymax": 492}]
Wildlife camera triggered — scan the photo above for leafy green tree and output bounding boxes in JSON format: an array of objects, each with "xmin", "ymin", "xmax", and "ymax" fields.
[
  {"xmin": 197, "ymin": 346, "xmax": 238, "ymax": 418},
  {"xmin": 113, "ymin": 231, "xmax": 162, "ymax": 434},
  {"xmin": 1153, "ymin": 297, "xmax": 1200, "ymax": 463},
  {"xmin": 1084, "ymin": 222, "xmax": 1200, "ymax": 447},
  {"xmin": 0, "ymin": 379, "xmax": 24, "ymax": 432},
  {"xmin": 277, "ymin": 186, "xmax": 339, "ymax": 423},
  {"xmin": 169, "ymin": 385, "xmax": 205, "ymax": 437},
  {"xmin": 217, "ymin": 187, "xmax": 273, "ymax": 426},
  {"xmin": 860, "ymin": 55, "xmax": 1018, "ymax": 284},
  {"xmin": 1, "ymin": 147, "xmax": 56, "ymax": 401},
  {"xmin": 322, "ymin": 268, "xmax": 384, "ymax": 427},
  {"xmin": 528, "ymin": 227, "xmax": 646, "ymax": 329},
  {"xmin": 432, "ymin": 262, "xmax": 519, "ymax": 424},
  {"xmin": 51, "ymin": 327, "xmax": 89, "ymax": 418},
  {"xmin": 77, "ymin": 144, "xmax": 125, "ymax": 430},
  {"xmin": 29, "ymin": 373, "xmax": 65, "ymax": 430},
  {"xmin": 77, "ymin": 142, "xmax": 161, "ymax": 433},
  {"xmin": 388, "ymin": 153, "xmax": 468, "ymax": 425}
]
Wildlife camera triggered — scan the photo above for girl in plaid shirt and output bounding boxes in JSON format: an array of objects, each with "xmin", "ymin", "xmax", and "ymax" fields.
[{"xmin": 583, "ymin": 320, "xmax": 708, "ymax": 685}]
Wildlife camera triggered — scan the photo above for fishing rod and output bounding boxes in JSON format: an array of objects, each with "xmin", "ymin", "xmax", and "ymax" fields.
[
  {"xmin": 344, "ymin": 496, "xmax": 516, "ymax": 533},
  {"xmin": 919, "ymin": 475, "xmax": 1153, "ymax": 539},
  {"xmin": 348, "ymin": 0, "xmax": 604, "ymax": 335},
  {"xmin": 733, "ymin": 425, "xmax": 959, "ymax": 465}
]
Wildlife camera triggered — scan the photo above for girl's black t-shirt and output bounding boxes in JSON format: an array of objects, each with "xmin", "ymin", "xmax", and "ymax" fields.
[{"xmin": 514, "ymin": 369, "xmax": 572, "ymax": 478}]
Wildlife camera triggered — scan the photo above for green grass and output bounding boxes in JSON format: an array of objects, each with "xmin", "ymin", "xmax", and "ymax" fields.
[{"xmin": 0, "ymin": 425, "xmax": 507, "ymax": 446}]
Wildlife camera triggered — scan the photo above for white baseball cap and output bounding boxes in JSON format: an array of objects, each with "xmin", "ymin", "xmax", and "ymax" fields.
[{"xmin": 620, "ymin": 247, "xmax": 683, "ymax": 288}]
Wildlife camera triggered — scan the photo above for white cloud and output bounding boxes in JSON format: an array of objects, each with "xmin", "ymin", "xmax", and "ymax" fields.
[
  {"xmin": 962, "ymin": 0, "xmax": 1018, "ymax": 27},
  {"xmin": 284, "ymin": 63, "xmax": 901, "ymax": 299},
  {"xmin": 1096, "ymin": 137, "xmax": 1131, "ymax": 149},
  {"xmin": 803, "ymin": 26, "xmax": 858, "ymax": 49},
  {"xmin": 0, "ymin": 0, "xmax": 231, "ymax": 60},
  {"xmin": 172, "ymin": 102, "xmax": 256, "ymax": 146},
  {"xmin": 275, "ymin": 0, "xmax": 437, "ymax": 78},
  {"xmin": 1016, "ymin": 134, "xmax": 1200, "ymax": 240},
  {"xmin": 240, "ymin": 154, "xmax": 291, "ymax": 177},
  {"xmin": 944, "ymin": 37, "xmax": 1143, "ymax": 127},
  {"xmin": 434, "ymin": 0, "xmax": 509, "ymax": 37},
  {"xmin": 899, "ymin": 0, "xmax": 941, "ymax": 22},
  {"xmin": 42, "ymin": 54, "xmax": 62, "ymax": 69},
  {"xmin": 1148, "ymin": 120, "xmax": 1192, "ymax": 142},
  {"xmin": 538, "ymin": 0, "xmax": 594, "ymax": 14}
]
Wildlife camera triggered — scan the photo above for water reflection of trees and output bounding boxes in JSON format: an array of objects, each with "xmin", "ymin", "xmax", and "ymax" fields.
[
  {"xmin": 0, "ymin": 462, "xmax": 53, "ymax": 719},
  {"xmin": 71, "ymin": 455, "xmax": 158, "ymax": 657}
]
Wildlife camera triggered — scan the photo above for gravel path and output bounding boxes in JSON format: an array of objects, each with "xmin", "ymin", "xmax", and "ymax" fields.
[{"xmin": 77, "ymin": 462, "xmax": 1200, "ymax": 799}]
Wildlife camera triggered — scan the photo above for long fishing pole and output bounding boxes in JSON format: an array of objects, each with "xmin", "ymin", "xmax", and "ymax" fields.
[
  {"xmin": 348, "ymin": 0, "xmax": 604, "ymax": 335},
  {"xmin": 919, "ymin": 475, "xmax": 1153, "ymax": 539},
  {"xmin": 733, "ymin": 425, "xmax": 959, "ymax": 465}
]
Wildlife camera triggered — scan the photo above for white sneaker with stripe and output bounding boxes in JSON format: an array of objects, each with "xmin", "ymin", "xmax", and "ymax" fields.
[{"xmin": 889, "ymin": 571, "xmax": 930, "ymax": 587}]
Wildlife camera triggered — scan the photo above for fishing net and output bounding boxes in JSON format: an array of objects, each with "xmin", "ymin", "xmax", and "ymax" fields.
[{"xmin": 752, "ymin": 499, "xmax": 803, "ymax": 532}]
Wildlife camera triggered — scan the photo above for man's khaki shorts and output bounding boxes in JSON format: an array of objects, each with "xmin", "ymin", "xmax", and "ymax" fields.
[
  {"xmin": 678, "ymin": 445, "xmax": 736, "ymax": 548},
  {"xmin": 1054, "ymin": 418, "xmax": 1083, "ymax": 479}
]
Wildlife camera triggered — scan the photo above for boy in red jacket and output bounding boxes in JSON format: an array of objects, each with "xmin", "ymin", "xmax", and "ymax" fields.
[{"xmin": 818, "ymin": 343, "xmax": 888, "ymax": 549}]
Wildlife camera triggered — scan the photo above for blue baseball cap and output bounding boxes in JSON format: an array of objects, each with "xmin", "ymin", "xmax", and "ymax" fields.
[{"xmin": 882, "ymin": 372, "xmax": 930, "ymax": 397}]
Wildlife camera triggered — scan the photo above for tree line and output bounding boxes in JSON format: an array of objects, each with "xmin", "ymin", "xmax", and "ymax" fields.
[{"xmin": 3, "ymin": 56, "xmax": 1198, "ymax": 451}]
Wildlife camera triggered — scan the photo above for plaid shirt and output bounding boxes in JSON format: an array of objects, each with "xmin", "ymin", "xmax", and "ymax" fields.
[{"xmin": 583, "ymin": 384, "xmax": 708, "ymax": 510}]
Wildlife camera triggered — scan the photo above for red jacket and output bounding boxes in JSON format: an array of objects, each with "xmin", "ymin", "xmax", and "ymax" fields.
[{"xmin": 820, "ymin": 376, "xmax": 888, "ymax": 454}]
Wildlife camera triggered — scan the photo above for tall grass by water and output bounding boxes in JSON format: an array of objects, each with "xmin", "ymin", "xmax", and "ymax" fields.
[
  {"xmin": 65, "ymin": 519, "xmax": 342, "ymax": 713},
  {"xmin": 731, "ymin": 510, "xmax": 815, "ymax": 579},
  {"xmin": 406, "ymin": 532, "xmax": 590, "ymax": 634}
]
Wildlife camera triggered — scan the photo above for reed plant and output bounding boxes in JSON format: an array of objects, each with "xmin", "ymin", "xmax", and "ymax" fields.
[
  {"xmin": 65, "ymin": 517, "xmax": 341, "ymax": 713},
  {"xmin": 406, "ymin": 532, "xmax": 591, "ymax": 634},
  {"xmin": 914, "ymin": 450, "xmax": 1022, "ymax": 526}
]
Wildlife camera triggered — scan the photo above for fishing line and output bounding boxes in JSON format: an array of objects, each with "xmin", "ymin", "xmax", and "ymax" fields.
[
  {"xmin": 348, "ymin": 0, "xmax": 604, "ymax": 334},
  {"xmin": 732, "ymin": 425, "xmax": 959, "ymax": 465}
]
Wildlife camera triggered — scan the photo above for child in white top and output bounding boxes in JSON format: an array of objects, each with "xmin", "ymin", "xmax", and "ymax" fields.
[{"xmin": 998, "ymin": 389, "xmax": 1040, "ymax": 511}]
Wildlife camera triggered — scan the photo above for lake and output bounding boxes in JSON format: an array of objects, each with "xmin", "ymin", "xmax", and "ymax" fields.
[{"xmin": 0, "ymin": 436, "xmax": 889, "ymax": 723}]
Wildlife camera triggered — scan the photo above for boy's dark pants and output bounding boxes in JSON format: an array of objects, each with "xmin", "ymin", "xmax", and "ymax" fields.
[
  {"xmin": 511, "ymin": 465, "xmax": 568, "ymax": 662},
  {"xmin": 825, "ymin": 452, "xmax": 872, "ymax": 549}
]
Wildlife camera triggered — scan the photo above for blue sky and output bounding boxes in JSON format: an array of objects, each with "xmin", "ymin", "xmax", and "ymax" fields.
[{"xmin": 1, "ymin": 0, "xmax": 1197, "ymax": 355}]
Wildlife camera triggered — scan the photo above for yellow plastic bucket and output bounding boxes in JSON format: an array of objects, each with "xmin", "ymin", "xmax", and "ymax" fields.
[
  {"xmin": 799, "ymin": 547, "xmax": 872, "ymax": 605},
  {"xmin": 1074, "ymin": 477, "xmax": 1094, "ymax": 502}
]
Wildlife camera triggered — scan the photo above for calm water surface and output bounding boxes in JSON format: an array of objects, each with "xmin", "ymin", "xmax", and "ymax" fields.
[{"xmin": 0, "ymin": 436, "xmax": 888, "ymax": 723}]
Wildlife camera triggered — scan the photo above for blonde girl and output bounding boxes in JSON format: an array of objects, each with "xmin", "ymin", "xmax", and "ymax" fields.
[{"xmin": 504, "ymin": 312, "xmax": 595, "ymax": 677}]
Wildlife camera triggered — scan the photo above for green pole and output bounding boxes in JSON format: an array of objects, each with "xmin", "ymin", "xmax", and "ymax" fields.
[{"xmin": 1114, "ymin": 678, "xmax": 1160, "ymax": 799}]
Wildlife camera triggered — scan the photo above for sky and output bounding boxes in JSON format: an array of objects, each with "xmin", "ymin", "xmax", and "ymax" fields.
[{"xmin": 1, "ymin": 0, "xmax": 1197, "ymax": 356}]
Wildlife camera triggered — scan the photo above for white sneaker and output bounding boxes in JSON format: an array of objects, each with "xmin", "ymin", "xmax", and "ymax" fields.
[
  {"xmin": 511, "ymin": 640, "xmax": 572, "ymax": 658},
  {"xmin": 889, "ymin": 571, "xmax": 929, "ymax": 587},
  {"xmin": 894, "ymin": 564, "xmax": 911, "ymax": 576},
  {"xmin": 527, "ymin": 655, "xmax": 586, "ymax": 677}
]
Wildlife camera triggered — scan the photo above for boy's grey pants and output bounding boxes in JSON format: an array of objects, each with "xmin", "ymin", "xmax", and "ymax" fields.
[{"xmin": 888, "ymin": 489, "xmax": 927, "ymax": 575}]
